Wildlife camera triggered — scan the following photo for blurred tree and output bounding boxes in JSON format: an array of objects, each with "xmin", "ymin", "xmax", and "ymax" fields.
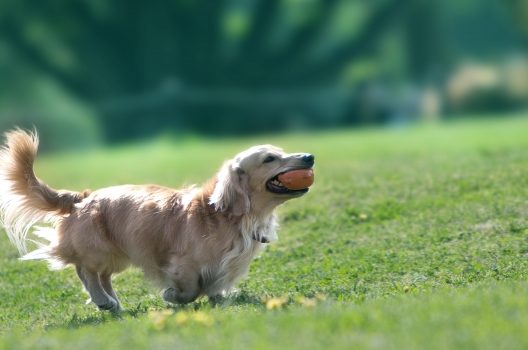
[
  {"xmin": 0, "ymin": 0, "xmax": 407, "ymax": 141},
  {"xmin": 404, "ymin": 0, "xmax": 447, "ymax": 84},
  {"xmin": 505, "ymin": 0, "xmax": 528, "ymax": 46}
]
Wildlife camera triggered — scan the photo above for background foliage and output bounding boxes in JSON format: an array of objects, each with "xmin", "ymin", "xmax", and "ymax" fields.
[{"xmin": 1, "ymin": 0, "xmax": 528, "ymax": 148}]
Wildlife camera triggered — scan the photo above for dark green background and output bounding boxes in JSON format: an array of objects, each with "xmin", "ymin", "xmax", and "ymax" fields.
[{"xmin": 1, "ymin": 0, "xmax": 527, "ymax": 150}]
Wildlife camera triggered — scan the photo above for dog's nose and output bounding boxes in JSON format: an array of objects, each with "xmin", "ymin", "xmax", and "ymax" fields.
[{"xmin": 298, "ymin": 153, "xmax": 314, "ymax": 166}]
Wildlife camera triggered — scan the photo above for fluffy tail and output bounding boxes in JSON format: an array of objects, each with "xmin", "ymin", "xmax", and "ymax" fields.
[{"xmin": 0, "ymin": 129, "xmax": 86, "ymax": 255}]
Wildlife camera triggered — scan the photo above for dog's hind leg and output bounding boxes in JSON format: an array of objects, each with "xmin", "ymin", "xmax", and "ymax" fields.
[
  {"xmin": 162, "ymin": 268, "xmax": 201, "ymax": 304},
  {"xmin": 100, "ymin": 273, "xmax": 122, "ymax": 310},
  {"xmin": 75, "ymin": 265, "xmax": 89, "ymax": 290},
  {"xmin": 76, "ymin": 266, "xmax": 120, "ymax": 312}
]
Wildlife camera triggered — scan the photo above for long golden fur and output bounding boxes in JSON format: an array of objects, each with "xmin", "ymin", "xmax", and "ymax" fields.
[{"xmin": 0, "ymin": 129, "xmax": 314, "ymax": 311}]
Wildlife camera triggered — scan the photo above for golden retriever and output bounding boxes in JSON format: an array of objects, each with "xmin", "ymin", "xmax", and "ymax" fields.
[{"xmin": 0, "ymin": 129, "xmax": 314, "ymax": 311}]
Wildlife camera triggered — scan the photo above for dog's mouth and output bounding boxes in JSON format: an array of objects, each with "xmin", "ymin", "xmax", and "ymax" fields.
[{"xmin": 265, "ymin": 168, "xmax": 312, "ymax": 195}]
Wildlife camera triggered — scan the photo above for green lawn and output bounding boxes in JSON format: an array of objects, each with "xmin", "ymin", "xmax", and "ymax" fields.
[{"xmin": 1, "ymin": 115, "xmax": 528, "ymax": 349}]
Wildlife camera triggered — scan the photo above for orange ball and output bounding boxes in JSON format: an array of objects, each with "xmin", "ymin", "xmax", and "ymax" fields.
[{"xmin": 278, "ymin": 169, "xmax": 314, "ymax": 190}]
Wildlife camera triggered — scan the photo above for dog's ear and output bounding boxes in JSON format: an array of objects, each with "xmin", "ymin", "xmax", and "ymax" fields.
[{"xmin": 209, "ymin": 160, "xmax": 250, "ymax": 216}]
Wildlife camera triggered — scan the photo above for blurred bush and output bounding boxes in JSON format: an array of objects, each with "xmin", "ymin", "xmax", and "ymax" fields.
[{"xmin": 446, "ymin": 59, "xmax": 528, "ymax": 114}]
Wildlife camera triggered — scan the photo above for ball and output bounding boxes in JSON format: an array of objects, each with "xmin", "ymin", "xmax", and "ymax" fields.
[{"xmin": 278, "ymin": 169, "xmax": 314, "ymax": 190}]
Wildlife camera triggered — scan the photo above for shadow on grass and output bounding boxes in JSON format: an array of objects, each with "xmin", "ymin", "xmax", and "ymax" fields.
[
  {"xmin": 202, "ymin": 291, "xmax": 264, "ymax": 308},
  {"xmin": 63, "ymin": 312, "xmax": 118, "ymax": 330},
  {"xmin": 49, "ymin": 291, "xmax": 265, "ymax": 331}
]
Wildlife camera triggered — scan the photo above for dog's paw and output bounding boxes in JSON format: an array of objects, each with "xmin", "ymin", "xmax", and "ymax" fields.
[
  {"xmin": 208, "ymin": 289, "xmax": 239, "ymax": 307},
  {"xmin": 96, "ymin": 298, "xmax": 122, "ymax": 313},
  {"xmin": 162, "ymin": 287, "xmax": 198, "ymax": 304}
]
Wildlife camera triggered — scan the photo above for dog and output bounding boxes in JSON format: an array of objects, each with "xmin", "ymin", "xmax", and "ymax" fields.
[{"xmin": 0, "ymin": 129, "xmax": 314, "ymax": 312}]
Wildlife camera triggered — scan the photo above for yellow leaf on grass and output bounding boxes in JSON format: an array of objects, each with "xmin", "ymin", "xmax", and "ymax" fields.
[
  {"xmin": 148, "ymin": 309, "xmax": 174, "ymax": 330},
  {"xmin": 266, "ymin": 297, "xmax": 287, "ymax": 310},
  {"xmin": 192, "ymin": 311, "xmax": 214, "ymax": 326}
]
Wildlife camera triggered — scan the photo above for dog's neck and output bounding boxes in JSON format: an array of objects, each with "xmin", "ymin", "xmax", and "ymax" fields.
[{"xmin": 240, "ymin": 212, "xmax": 278, "ymax": 244}]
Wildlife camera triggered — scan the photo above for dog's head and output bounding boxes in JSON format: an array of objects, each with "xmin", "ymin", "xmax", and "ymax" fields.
[{"xmin": 209, "ymin": 145, "xmax": 314, "ymax": 216}]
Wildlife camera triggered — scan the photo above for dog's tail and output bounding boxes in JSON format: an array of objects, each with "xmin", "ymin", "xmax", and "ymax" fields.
[{"xmin": 0, "ymin": 129, "xmax": 86, "ymax": 255}]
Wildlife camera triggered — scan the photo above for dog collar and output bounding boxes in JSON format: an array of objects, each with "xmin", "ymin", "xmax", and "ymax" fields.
[{"xmin": 252, "ymin": 234, "xmax": 269, "ymax": 244}]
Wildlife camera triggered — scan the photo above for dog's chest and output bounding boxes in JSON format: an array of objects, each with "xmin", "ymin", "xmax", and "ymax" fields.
[
  {"xmin": 204, "ymin": 239, "xmax": 261, "ymax": 293},
  {"xmin": 200, "ymin": 216, "xmax": 277, "ymax": 296},
  {"xmin": 200, "ymin": 236, "xmax": 268, "ymax": 297}
]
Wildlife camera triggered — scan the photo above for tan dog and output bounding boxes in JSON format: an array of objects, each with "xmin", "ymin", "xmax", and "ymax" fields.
[{"xmin": 0, "ymin": 130, "xmax": 314, "ymax": 311}]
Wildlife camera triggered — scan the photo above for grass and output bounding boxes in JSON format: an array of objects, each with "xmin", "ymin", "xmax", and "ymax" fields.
[{"xmin": 1, "ymin": 115, "xmax": 528, "ymax": 349}]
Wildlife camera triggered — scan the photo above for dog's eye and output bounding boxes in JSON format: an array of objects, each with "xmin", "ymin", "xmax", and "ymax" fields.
[{"xmin": 263, "ymin": 155, "xmax": 276, "ymax": 164}]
